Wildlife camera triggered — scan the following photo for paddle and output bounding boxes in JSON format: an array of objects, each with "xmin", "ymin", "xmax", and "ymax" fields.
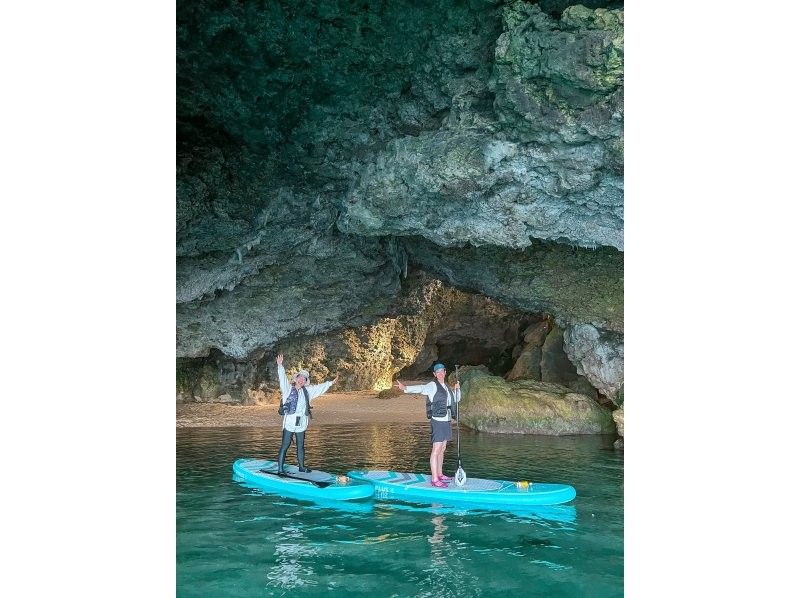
[
  {"xmin": 259, "ymin": 468, "xmax": 335, "ymax": 488},
  {"xmin": 453, "ymin": 364, "xmax": 467, "ymax": 487}
]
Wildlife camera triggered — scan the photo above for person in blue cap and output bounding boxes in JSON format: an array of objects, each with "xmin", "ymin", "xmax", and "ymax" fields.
[
  {"xmin": 275, "ymin": 354, "xmax": 337, "ymax": 473},
  {"xmin": 395, "ymin": 363, "xmax": 461, "ymax": 487}
]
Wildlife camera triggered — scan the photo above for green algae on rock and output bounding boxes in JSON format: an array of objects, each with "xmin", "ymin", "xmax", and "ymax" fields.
[
  {"xmin": 457, "ymin": 366, "xmax": 616, "ymax": 435},
  {"xmin": 406, "ymin": 237, "xmax": 623, "ymax": 334},
  {"xmin": 175, "ymin": 0, "xmax": 625, "ymax": 419}
]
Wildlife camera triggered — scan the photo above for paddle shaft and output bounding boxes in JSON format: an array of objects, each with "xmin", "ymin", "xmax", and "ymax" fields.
[
  {"xmin": 453, "ymin": 364, "xmax": 468, "ymax": 486},
  {"xmin": 455, "ymin": 365, "xmax": 462, "ymax": 466}
]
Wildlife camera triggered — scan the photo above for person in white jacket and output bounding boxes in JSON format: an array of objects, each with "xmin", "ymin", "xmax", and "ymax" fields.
[
  {"xmin": 395, "ymin": 363, "xmax": 461, "ymax": 488},
  {"xmin": 275, "ymin": 354, "xmax": 337, "ymax": 474}
]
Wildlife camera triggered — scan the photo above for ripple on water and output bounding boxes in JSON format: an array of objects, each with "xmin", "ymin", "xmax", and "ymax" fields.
[{"xmin": 177, "ymin": 424, "xmax": 623, "ymax": 598}]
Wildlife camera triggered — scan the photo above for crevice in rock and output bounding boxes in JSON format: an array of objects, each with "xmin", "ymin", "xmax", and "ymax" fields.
[
  {"xmin": 175, "ymin": 0, "xmax": 625, "ymax": 423},
  {"xmin": 177, "ymin": 272, "xmax": 602, "ymax": 406}
]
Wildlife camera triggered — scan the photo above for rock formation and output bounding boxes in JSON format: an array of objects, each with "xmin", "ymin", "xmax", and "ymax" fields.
[
  {"xmin": 176, "ymin": 0, "xmax": 624, "ymax": 434},
  {"xmin": 456, "ymin": 366, "xmax": 616, "ymax": 435}
]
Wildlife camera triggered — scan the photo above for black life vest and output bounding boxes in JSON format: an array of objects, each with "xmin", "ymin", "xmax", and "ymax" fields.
[
  {"xmin": 283, "ymin": 386, "xmax": 311, "ymax": 417},
  {"xmin": 427, "ymin": 381, "xmax": 452, "ymax": 419}
]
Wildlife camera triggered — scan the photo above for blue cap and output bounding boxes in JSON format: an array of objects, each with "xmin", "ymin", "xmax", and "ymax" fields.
[{"xmin": 432, "ymin": 363, "xmax": 446, "ymax": 372}]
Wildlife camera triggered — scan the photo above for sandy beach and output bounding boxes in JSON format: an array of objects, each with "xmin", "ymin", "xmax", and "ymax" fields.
[{"xmin": 176, "ymin": 390, "xmax": 428, "ymax": 427}]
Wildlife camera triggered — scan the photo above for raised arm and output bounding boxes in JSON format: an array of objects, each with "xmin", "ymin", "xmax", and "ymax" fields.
[{"xmin": 276, "ymin": 354, "xmax": 291, "ymax": 397}]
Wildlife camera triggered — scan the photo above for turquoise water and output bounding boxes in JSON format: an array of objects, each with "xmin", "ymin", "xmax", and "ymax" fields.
[{"xmin": 177, "ymin": 424, "xmax": 623, "ymax": 597}]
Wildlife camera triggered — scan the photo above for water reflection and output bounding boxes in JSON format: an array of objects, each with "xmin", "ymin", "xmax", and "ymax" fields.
[
  {"xmin": 377, "ymin": 500, "xmax": 577, "ymax": 525},
  {"xmin": 364, "ymin": 425, "xmax": 422, "ymax": 471},
  {"xmin": 423, "ymin": 515, "xmax": 449, "ymax": 594},
  {"xmin": 265, "ymin": 523, "xmax": 318, "ymax": 590},
  {"xmin": 177, "ymin": 425, "xmax": 623, "ymax": 598},
  {"xmin": 418, "ymin": 515, "xmax": 481, "ymax": 598}
]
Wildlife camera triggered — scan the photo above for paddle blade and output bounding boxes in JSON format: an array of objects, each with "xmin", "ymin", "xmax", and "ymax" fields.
[{"xmin": 454, "ymin": 466, "xmax": 467, "ymax": 487}]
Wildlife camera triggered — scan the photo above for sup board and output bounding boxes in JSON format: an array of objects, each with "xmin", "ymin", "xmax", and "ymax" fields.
[
  {"xmin": 378, "ymin": 499, "xmax": 577, "ymax": 523},
  {"xmin": 347, "ymin": 470, "xmax": 576, "ymax": 508},
  {"xmin": 233, "ymin": 459, "xmax": 374, "ymax": 501}
]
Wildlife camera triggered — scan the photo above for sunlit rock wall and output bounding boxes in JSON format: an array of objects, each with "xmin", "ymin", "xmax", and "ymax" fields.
[{"xmin": 176, "ymin": 0, "xmax": 624, "ymax": 411}]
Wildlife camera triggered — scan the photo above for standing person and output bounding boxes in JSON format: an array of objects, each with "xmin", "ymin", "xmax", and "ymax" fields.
[
  {"xmin": 395, "ymin": 363, "xmax": 461, "ymax": 488},
  {"xmin": 275, "ymin": 354, "xmax": 337, "ymax": 474}
]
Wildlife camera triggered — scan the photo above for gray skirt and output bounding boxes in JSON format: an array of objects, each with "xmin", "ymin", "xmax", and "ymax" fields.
[{"xmin": 430, "ymin": 419, "xmax": 453, "ymax": 444}]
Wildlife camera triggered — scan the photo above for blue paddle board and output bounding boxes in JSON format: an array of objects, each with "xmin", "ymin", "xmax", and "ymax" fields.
[
  {"xmin": 233, "ymin": 459, "xmax": 374, "ymax": 501},
  {"xmin": 347, "ymin": 470, "xmax": 575, "ymax": 508},
  {"xmin": 377, "ymin": 500, "xmax": 577, "ymax": 523}
]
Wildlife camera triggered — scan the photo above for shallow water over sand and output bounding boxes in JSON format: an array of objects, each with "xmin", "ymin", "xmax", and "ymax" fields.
[{"xmin": 177, "ymin": 424, "xmax": 623, "ymax": 597}]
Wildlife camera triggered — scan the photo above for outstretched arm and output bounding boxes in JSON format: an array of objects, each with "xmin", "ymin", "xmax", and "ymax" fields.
[
  {"xmin": 396, "ymin": 380, "xmax": 433, "ymax": 395},
  {"xmin": 307, "ymin": 376, "xmax": 338, "ymax": 401}
]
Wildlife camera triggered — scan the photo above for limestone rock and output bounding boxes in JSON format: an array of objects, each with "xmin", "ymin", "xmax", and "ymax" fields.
[
  {"xmin": 568, "ymin": 377, "xmax": 600, "ymax": 400},
  {"xmin": 509, "ymin": 323, "xmax": 600, "ymax": 396},
  {"xmin": 407, "ymin": 237, "xmax": 623, "ymax": 334},
  {"xmin": 397, "ymin": 289, "xmax": 538, "ymax": 378},
  {"xmin": 175, "ymin": 1, "xmax": 625, "ymax": 412},
  {"xmin": 541, "ymin": 325, "xmax": 577, "ymax": 383},
  {"xmin": 340, "ymin": 131, "xmax": 622, "ymax": 250},
  {"xmin": 178, "ymin": 272, "xmax": 548, "ymax": 399},
  {"xmin": 457, "ymin": 366, "xmax": 616, "ymax": 435},
  {"xmin": 193, "ymin": 365, "xmax": 222, "ymax": 402},
  {"xmin": 493, "ymin": 3, "xmax": 623, "ymax": 149},
  {"xmin": 506, "ymin": 319, "xmax": 549, "ymax": 382},
  {"xmin": 505, "ymin": 343, "xmax": 542, "ymax": 381},
  {"xmin": 612, "ymin": 404, "xmax": 624, "ymax": 436},
  {"xmin": 275, "ymin": 273, "xmax": 534, "ymax": 391},
  {"xmin": 563, "ymin": 323, "xmax": 624, "ymax": 400},
  {"xmin": 340, "ymin": 3, "xmax": 623, "ymax": 251},
  {"xmin": 176, "ymin": 233, "xmax": 404, "ymax": 359},
  {"xmin": 523, "ymin": 320, "xmax": 551, "ymax": 346}
]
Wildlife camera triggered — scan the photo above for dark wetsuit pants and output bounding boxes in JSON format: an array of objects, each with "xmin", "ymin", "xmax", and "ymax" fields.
[{"xmin": 277, "ymin": 429, "xmax": 306, "ymax": 472}]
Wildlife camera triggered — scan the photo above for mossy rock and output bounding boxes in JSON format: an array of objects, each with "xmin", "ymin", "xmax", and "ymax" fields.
[
  {"xmin": 458, "ymin": 366, "xmax": 615, "ymax": 435},
  {"xmin": 377, "ymin": 387, "xmax": 404, "ymax": 400},
  {"xmin": 612, "ymin": 404, "xmax": 624, "ymax": 436},
  {"xmin": 176, "ymin": 359, "xmax": 204, "ymax": 394},
  {"xmin": 194, "ymin": 364, "xmax": 222, "ymax": 401}
]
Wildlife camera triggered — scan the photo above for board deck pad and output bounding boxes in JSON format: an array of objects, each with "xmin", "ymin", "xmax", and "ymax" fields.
[
  {"xmin": 361, "ymin": 471, "xmax": 505, "ymax": 491},
  {"xmin": 232, "ymin": 459, "xmax": 374, "ymax": 501},
  {"xmin": 257, "ymin": 462, "xmax": 334, "ymax": 483},
  {"xmin": 347, "ymin": 470, "xmax": 576, "ymax": 507}
]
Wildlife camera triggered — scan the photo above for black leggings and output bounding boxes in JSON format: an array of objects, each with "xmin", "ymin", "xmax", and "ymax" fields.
[{"xmin": 277, "ymin": 429, "xmax": 305, "ymax": 471}]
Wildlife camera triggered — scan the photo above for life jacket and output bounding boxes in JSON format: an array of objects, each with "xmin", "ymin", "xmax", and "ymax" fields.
[
  {"xmin": 427, "ymin": 381, "xmax": 452, "ymax": 419},
  {"xmin": 284, "ymin": 386, "xmax": 311, "ymax": 417}
]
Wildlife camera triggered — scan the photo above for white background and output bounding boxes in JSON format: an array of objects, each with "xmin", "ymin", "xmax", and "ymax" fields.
[{"xmin": 1, "ymin": 1, "xmax": 797, "ymax": 595}]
